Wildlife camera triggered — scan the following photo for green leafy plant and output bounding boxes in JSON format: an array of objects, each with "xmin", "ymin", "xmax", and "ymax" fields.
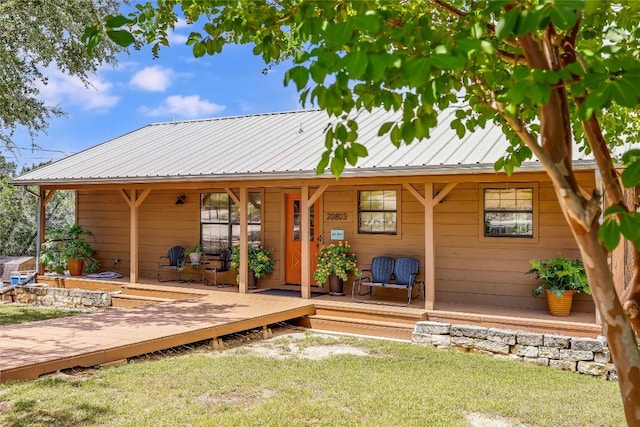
[
  {"xmin": 39, "ymin": 224, "xmax": 100, "ymax": 274},
  {"xmin": 185, "ymin": 244, "xmax": 202, "ymax": 256},
  {"xmin": 314, "ymin": 241, "xmax": 358, "ymax": 286},
  {"xmin": 184, "ymin": 244, "xmax": 203, "ymax": 264},
  {"xmin": 230, "ymin": 245, "xmax": 275, "ymax": 279},
  {"xmin": 527, "ymin": 253, "xmax": 590, "ymax": 297}
]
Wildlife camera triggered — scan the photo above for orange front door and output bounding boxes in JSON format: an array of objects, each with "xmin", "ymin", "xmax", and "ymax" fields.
[{"xmin": 285, "ymin": 193, "xmax": 320, "ymax": 285}]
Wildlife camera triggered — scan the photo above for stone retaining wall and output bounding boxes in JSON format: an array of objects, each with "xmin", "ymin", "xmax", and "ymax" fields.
[
  {"xmin": 13, "ymin": 285, "xmax": 111, "ymax": 309},
  {"xmin": 412, "ymin": 321, "xmax": 616, "ymax": 381}
]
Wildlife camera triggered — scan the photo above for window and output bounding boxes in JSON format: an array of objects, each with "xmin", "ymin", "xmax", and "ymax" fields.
[
  {"xmin": 200, "ymin": 192, "xmax": 262, "ymax": 254},
  {"xmin": 358, "ymin": 190, "xmax": 397, "ymax": 234},
  {"xmin": 483, "ymin": 187, "xmax": 533, "ymax": 238}
]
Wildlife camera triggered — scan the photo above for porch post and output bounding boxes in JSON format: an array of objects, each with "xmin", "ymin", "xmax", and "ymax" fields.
[
  {"xmin": 37, "ymin": 188, "xmax": 54, "ymax": 274},
  {"xmin": 425, "ymin": 183, "xmax": 435, "ymax": 310},
  {"xmin": 119, "ymin": 189, "xmax": 150, "ymax": 283},
  {"xmin": 239, "ymin": 186, "xmax": 249, "ymax": 294},
  {"xmin": 301, "ymin": 185, "xmax": 311, "ymax": 299},
  {"xmin": 130, "ymin": 201, "xmax": 139, "ymax": 283}
]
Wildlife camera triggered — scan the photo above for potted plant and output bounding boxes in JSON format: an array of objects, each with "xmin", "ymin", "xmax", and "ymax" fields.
[
  {"xmin": 527, "ymin": 253, "xmax": 590, "ymax": 317},
  {"xmin": 185, "ymin": 244, "xmax": 203, "ymax": 264},
  {"xmin": 314, "ymin": 241, "xmax": 358, "ymax": 296},
  {"xmin": 230, "ymin": 245, "xmax": 276, "ymax": 289},
  {"xmin": 40, "ymin": 224, "xmax": 100, "ymax": 276}
]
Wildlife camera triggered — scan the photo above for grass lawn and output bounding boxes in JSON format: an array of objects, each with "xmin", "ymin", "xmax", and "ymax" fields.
[
  {"xmin": 0, "ymin": 331, "xmax": 625, "ymax": 426},
  {"xmin": 0, "ymin": 303, "xmax": 83, "ymax": 326}
]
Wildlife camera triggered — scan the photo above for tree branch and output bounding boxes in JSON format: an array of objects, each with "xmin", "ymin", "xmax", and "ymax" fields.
[
  {"xmin": 431, "ymin": 0, "xmax": 520, "ymax": 47},
  {"xmin": 496, "ymin": 49, "xmax": 527, "ymax": 65},
  {"xmin": 496, "ymin": 111, "xmax": 599, "ymax": 231}
]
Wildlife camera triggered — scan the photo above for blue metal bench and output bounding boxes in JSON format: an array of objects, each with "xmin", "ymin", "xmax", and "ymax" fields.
[{"xmin": 352, "ymin": 256, "xmax": 424, "ymax": 306}]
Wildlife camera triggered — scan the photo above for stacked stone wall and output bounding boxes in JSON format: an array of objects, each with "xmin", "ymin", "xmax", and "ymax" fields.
[
  {"xmin": 413, "ymin": 321, "xmax": 616, "ymax": 381},
  {"xmin": 13, "ymin": 285, "xmax": 111, "ymax": 309}
]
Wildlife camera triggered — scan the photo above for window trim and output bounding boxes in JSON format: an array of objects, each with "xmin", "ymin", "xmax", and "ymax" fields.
[
  {"xmin": 356, "ymin": 186, "xmax": 401, "ymax": 237},
  {"xmin": 200, "ymin": 190, "xmax": 264, "ymax": 255},
  {"xmin": 478, "ymin": 183, "xmax": 539, "ymax": 243}
]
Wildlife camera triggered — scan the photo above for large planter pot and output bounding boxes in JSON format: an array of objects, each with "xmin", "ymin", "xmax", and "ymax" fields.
[
  {"xmin": 248, "ymin": 269, "xmax": 258, "ymax": 290},
  {"xmin": 67, "ymin": 259, "xmax": 84, "ymax": 276},
  {"xmin": 328, "ymin": 274, "xmax": 345, "ymax": 296},
  {"xmin": 545, "ymin": 289, "xmax": 575, "ymax": 317}
]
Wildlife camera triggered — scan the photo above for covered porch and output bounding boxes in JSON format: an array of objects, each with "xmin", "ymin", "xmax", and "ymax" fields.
[
  {"xmin": 37, "ymin": 275, "xmax": 601, "ymax": 339},
  {"xmin": 14, "ymin": 109, "xmax": 603, "ymax": 337}
]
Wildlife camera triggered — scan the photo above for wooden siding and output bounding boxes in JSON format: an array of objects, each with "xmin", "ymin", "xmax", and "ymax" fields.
[
  {"xmin": 433, "ymin": 174, "xmax": 595, "ymax": 313},
  {"xmin": 76, "ymin": 170, "xmax": 596, "ymax": 314}
]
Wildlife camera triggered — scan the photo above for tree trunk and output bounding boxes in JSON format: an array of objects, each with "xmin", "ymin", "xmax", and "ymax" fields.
[{"xmin": 568, "ymin": 217, "xmax": 640, "ymax": 423}]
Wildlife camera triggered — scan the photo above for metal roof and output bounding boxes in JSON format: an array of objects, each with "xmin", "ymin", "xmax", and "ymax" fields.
[{"xmin": 13, "ymin": 108, "xmax": 595, "ymax": 186}]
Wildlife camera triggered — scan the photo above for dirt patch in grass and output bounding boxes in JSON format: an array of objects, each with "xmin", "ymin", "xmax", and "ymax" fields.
[
  {"xmin": 196, "ymin": 389, "xmax": 276, "ymax": 409},
  {"xmin": 222, "ymin": 331, "xmax": 371, "ymax": 360},
  {"xmin": 465, "ymin": 412, "xmax": 528, "ymax": 427}
]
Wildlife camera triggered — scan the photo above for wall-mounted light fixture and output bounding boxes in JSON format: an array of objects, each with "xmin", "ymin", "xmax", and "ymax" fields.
[{"xmin": 175, "ymin": 194, "xmax": 186, "ymax": 205}]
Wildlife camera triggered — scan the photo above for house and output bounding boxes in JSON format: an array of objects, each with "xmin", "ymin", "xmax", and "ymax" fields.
[{"xmin": 12, "ymin": 108, "xmax": 599, "ymax": 319}]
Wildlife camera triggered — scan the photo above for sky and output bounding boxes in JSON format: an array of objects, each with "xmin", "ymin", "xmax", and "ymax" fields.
[{"xmin": 6, "ymin": 17, "xmax": 302, "ymax": 171}]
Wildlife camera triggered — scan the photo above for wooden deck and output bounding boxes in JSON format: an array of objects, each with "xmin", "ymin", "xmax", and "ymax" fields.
[
  {"xmin": 0, "ymin": 291, "xmax": 314, "ymax": 382},
  {"xmin": 1, "ymin": 277, "xmax": 603, "ymax": 382}
]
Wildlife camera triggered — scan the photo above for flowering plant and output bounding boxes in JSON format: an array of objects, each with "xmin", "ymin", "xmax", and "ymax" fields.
[
  {"xmin": 230, "ymin": 245, "xmax": 275, "ymax": 279},
  {"xmin": 314, "ymin": 241, "xmax": 358, "ymax": 286}
]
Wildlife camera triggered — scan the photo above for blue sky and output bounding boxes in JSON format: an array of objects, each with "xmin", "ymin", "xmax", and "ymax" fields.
[{"xmin": 8, "ymin": 18, "xmax": 302, "ymax": 170}]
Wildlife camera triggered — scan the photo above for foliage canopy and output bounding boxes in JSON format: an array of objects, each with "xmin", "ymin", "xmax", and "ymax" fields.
[
  {"xmin": 0, "ymin": 0, "xmax": 122, "ymax": 150},
  {"xmin": 90, "ymin": 0, "xmax": 640, "ymax": 421}
]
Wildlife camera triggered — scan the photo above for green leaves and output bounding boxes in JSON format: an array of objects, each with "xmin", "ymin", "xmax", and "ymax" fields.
[
  {"xmin": 105, "ymin": 15, "xmax": 133, "ymax": 29},
  {"xmin": 495, "ymin": 2, "xmax": 582, "ymax": 39},
  {"xmin": 284, "ymin": 66, "xmax": 310, "ymax": 91},
  {"xmin": 100, "ymin": 14, "xmax": 135, "ymax": 49},
  {"xmin": 496, "ymin": 7, "xmax": 520, "ymax": 39},
  {"xmin": 599, "ymin": 204, "xmax": 640, "ymax": 251},
  {"xmin": 106, "ymin": 30, "xmax": 135, "ymax": 47},
  {"xmin": 316, "ymin": 120, "xmax": 368, "ymax": 177},
  {"xmin": 621, "ymin": 149, "xmax": 640, "ymax": 188},
  {"xmin": 599, "ymin": 205, "xmax": 623, "ymax": 250}
]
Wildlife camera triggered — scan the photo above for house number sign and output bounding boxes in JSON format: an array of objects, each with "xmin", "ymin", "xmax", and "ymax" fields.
[{"xmin": 326, "ymin": 212, "xmax": 348, "ymax": 220}]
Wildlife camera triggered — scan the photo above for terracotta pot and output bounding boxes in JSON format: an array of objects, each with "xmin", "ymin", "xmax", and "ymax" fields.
[
  {"xmin": 248, "ymin": 269, "xmax": 257, "ymax": 289},
  {"xmin": 545, "ymin": 289, "xmax": 575, "ymax": 317},
  {"xmin": 67, "ymin": 259, "xmax": 84, "ymax": 276},
  {"xmin": 328, "ymin": 274, "xmax": 345, "ymax": 296}
]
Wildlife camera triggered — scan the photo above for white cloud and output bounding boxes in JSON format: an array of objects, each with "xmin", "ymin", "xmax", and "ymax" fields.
[
  {"xmin": 130, "ymin": 66, "xmax": 173, "ymax": 92},
  {"xmin": 141, "ymin": 95, "xmax": 226, "ymax": 118},
  {"xmin": 169, "ymin": 33, "xmax": 189, "ymax": 45},
  {"xmin": 38, "ymin": 68, "xmax": 119, "ymax": 111},
  {"xmin": 238, "ymin": 101, "xmax": 256, "ymax": 113},
  {"xmin": 168, "ymin": 17, "xmax": 189, "ymax": 44},
  {"xmin": 174, "ymin": 17, "xmax": 189, "ymax": 29}
]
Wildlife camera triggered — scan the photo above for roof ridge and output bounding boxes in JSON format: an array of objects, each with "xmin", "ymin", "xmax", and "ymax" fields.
[{"xmin": 149, "ymin": 108, "xmax": 322, "ymax": 126}]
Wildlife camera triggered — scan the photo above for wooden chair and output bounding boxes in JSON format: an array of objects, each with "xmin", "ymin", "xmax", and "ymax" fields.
[{"xmin": 157, "ymin": 246, "xmax": 186, "ymax": 282}]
